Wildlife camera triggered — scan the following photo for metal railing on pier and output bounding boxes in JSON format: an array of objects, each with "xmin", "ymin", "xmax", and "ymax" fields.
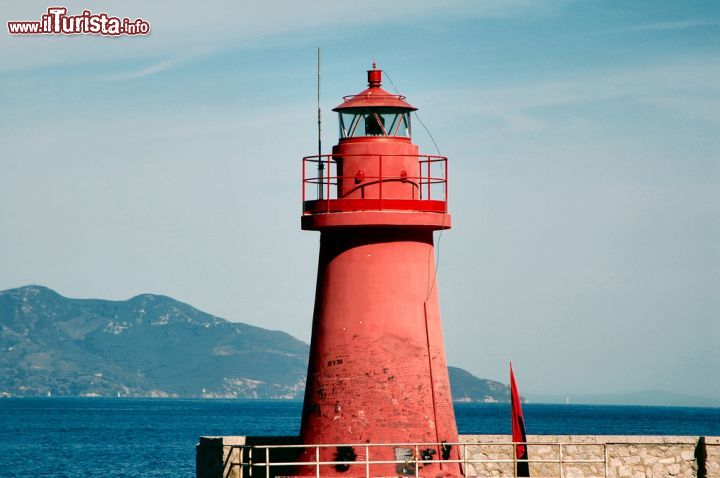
[{"xmin": 222, "ymin": 440, "xmax": 610, "ymax": 478}]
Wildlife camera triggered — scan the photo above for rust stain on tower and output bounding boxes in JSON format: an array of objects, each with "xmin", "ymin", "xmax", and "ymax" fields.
[{"xmin": 297, "ymin": 65, "xmax": 462, "ymax": 477}]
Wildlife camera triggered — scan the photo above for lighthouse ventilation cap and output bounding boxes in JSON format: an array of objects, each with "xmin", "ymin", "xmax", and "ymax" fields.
[{"xmin": 333, "ymin": 64, "xmax": 417, "ymax": 112}]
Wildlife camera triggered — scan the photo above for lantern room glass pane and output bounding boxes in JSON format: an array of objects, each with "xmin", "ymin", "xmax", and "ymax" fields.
[{"xmin": 338, "ymin": 108, "xmax": 411, "ymax": 138}]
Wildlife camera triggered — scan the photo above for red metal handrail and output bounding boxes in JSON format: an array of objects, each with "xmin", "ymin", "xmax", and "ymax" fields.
[{"xmin": 302, "ymin": 154, "xmax": 448, "ymax": 214}]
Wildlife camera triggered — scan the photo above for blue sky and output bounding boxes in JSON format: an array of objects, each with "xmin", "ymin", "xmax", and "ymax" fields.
[{"xmin": 1, "ymin": 0, "xmax": 719, "ymax": 398}]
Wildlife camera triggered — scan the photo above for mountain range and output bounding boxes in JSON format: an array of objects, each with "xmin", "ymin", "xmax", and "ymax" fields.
[{"xmin": 0, "ymin": 285, "xmax": 510, "ymax": 401}]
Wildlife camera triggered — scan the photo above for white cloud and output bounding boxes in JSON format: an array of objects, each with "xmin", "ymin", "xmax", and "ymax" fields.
[
  {"xmin": 100, "ymin": 57, "xmax": 187, "ymax": 81},
  {"xmin": 623, "ymin": 19, "xmax": 720, "ymax": 32},
  {"xmin": 420, "ymin": 57, "xmax": 720, "ymax": 131}
]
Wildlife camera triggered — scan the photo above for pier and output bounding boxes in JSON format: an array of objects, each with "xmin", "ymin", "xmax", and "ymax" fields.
[{"xmin": 197, "ymin": 434, "xmax": 720, "ymax": 478}]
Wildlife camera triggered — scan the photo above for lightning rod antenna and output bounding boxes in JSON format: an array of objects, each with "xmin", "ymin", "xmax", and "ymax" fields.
[{"xmin": 317, "ymin": 47, "xmax": 324, "ymax": 200}]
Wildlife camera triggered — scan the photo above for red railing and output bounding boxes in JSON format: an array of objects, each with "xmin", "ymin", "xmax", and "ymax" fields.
[{"xmin": 302, "ymin": 154, "xmax": 448, "ymax": 214}]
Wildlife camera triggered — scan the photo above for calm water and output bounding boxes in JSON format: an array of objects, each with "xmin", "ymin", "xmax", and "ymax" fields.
[{"xmin": 1, "ymin": 398, "xmax": 718, "ymax": 477}]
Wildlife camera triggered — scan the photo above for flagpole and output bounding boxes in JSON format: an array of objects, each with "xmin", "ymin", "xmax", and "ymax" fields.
[{"xmin": 511, "ymin": 363, "xmax": 530, "ymax": 477}]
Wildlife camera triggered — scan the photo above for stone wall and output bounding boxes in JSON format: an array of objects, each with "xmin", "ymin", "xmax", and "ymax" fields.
[
  {"xmin": 460, "ymin": 435, "xmax": 711, "ymax": 478},
  {"xmin": 196, "ymin": 434, "xmax": 720, "ymax": 478}
]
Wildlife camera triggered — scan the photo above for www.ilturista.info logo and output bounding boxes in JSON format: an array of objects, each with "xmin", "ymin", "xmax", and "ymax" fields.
[{"xmin": 8, "ymin": 7, "xmax": 150, "ymax": 36}]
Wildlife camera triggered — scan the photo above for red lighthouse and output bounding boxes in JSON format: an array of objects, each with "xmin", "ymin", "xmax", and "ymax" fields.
[{"xmin": 298, "ymin": 66, "xmax": 462, "ymax": 477}]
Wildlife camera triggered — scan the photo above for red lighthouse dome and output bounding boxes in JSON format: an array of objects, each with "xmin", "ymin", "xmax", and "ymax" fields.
[{"xmin": 333, "ymin": 66, "xmax": 416, "ymax": 111}]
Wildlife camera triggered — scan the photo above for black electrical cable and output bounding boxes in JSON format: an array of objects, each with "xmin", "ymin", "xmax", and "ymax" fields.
[{"xmin": 383, "ymin": 69, "xmax": 447, "ymax": 301}]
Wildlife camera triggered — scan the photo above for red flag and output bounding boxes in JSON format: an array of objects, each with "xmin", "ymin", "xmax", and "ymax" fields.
[{"xmin": 510, "ymin": 363, "xmax": 529, "ymax": 476}]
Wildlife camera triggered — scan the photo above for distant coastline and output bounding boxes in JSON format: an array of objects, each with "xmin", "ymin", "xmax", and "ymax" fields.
[
  {"xmin": 1, "ymin": 394, "xmax": 718, "ymax": 409},
  {"xmin": 0, "ymin": 286, "xmax": 511, "ymax": 403},
  {"xmin": 3, "ymin": 285, "xmax": 718, "ymax": 408}
]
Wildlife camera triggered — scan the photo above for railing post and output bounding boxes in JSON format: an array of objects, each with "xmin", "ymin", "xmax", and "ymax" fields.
[
  {"xmin": 513, "ymin": 442, "xmax": 517, "ymax": 478},
  {"xmin": 559, "ymin": 443, "xmax": 564, "ymax": 478},
  {"xmin": 326, "ymin": 155, "xmax": 331, "ymax": 211},
  {"xmin": 415, "ymin": 444, "xmax": 419, "ymax": 477},
  {"xmin": 248, "ymin": 446, "xmax": 253, "ymax": 477},
  {"xmin": 265, "ymin": 447, "xmax": 270, "ymax": 478},
  {"xmin": 427, "ymin": 158, "xmax": 431, "ymax": 200},
  {"xmin": 302, "ymin": 159, "xmax": 306, "ymax": 209},
  {"xmin": 365, "ymin": 445, "xmax": 370, "ymax": 478},
  {"xmin": 444, "ymin": 157, "xmax": 448, "ymax": 206},
  {"xmin": 316, "ymin": 446, "xmax": 320, "ymax": 478},
  {"xmin": 463, "ymin": 443, "xmax": 467, "ymax": 476}
]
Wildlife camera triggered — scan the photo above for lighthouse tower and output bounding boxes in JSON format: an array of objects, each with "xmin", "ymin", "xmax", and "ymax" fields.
[{"xmin": 298, "ymin": 66, "xmax": 462, "ymax": 477}]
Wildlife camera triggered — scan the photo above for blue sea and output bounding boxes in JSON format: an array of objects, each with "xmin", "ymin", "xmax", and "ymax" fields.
[{"xmin": 1, "ymin": 398, "xmax": 719, "ymax": 477}]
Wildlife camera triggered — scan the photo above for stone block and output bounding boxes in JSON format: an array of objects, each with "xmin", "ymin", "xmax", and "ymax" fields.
[
  {"xmin": 564, "ymin": 465, "xmax": 583, "ymax": 477},
  {"xmin": 619, "ymin": 465, "xmax": 633, "ymax": 477}
]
